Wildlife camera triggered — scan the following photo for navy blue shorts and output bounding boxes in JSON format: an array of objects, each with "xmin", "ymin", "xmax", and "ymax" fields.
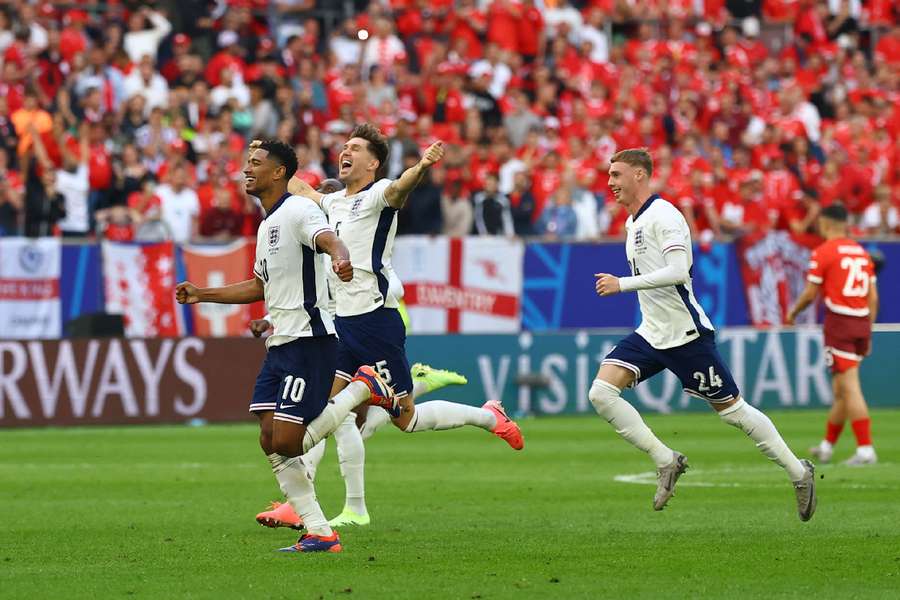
[
  {"xmin": 249, "ymin": 335, "xmax": 338, "ymax": 425},
  {"xmin": 334, "ymin": 307, "xmax": 412, "ymax": 400},
  {"xmin": 603, "ymin": 331, "xmax": 740, "ymax": 403}
]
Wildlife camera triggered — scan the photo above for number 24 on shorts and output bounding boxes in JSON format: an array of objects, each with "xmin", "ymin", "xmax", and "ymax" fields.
[{"xmin": 693, "ymin": 366, "xmax": 723, "ymax": 393}]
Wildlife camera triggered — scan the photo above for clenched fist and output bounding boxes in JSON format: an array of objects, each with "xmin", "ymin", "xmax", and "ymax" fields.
[
  {"xmin": 333, "ymin": 258, "xmax": 353, "ymax": 282},
  {"xmin": 419, "ymin": 141, "xmax": 445, "ymax": 169},
  {"xmin": 594, "ymin": 273, "xmax": 621, "ymax": 296},
  {"xmin": 175, "ymin": 281, "xmax": 201, "ymax": 304}
]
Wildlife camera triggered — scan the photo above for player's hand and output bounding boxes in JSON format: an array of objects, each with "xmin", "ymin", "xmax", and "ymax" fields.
[
  {"xmin": 594, "ymin": 273, "xmax": 621, "ymax": 296},
  {"xmin": 333, "ymin": 258, "xmax": 353, "ymax": 282},
  {"xmin": 419, "ymin": 141, "xmax": 444, "ymax": 169},
  {"xmin": 784, "ymin": 312, "xmax": 796, "ymax": 326},
  {"xmin": 175, "ymin": 281, "xmax": 201, "ymax": 304},
  {"xmin": 249, "ymin": 318, "xmax": 272, "ymax": 338}
]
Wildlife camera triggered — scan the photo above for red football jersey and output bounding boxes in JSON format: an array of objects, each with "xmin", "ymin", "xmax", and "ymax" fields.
[{"xmin": 807, "ymin": 238, "xmax": 875, "ymax": 317}]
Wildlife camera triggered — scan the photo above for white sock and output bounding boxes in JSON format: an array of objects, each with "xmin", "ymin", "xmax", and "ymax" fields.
[
  {"xmin": 302, "ymin": 439, "xmax": 327, "ymax": 481},
  {"xmin": 589, "ymin": 379, "xmax": 674, "ymax": 468},
  {"xmin": 403, "ymin": 400, "xmax": 497, "ymax": 433},
  {"xmin": 334, "ymin": 414, "xmax": 367, "ymax": 515},
  {"xmin": 302, "ymin": 380, "xmax": 369, "ymax": 453},
  {"xmin": 268, "ymin": 453, "xmax": 332, "ymax": 536},
  {"xmin": 360, "ymin": 406, "xmax": 392, "ymax": 441},
  {"xmin": 412, "ymin": 379, "xmax": 429, "ymax": 399},
  {"xmin": 718, "ymin": 399, "xmax": 806, "ymax": 482}
]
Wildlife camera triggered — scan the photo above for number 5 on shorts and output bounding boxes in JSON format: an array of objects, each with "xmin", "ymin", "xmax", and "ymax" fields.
[
  {"xmin": 374, "ymin": 360, "xmax": 393, "ymax": 384},
  {"xmin": 281, "ymin": 375, "xmax": 306, "ymax": 403}
]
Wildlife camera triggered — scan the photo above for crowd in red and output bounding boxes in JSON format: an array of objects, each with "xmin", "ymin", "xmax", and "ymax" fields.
[{"xmin": 0, "ymin": 0, "xmax": 897, "ymax": 242}]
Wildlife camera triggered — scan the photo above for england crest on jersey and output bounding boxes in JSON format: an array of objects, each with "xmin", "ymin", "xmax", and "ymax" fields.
[
  {"xmin": 634, "ymin": 228, "xmax": 644, "ymax": 247},
  {"xmin": 268, "ymin": 225, "xmax": 280, "ymax": 247},
  {"xmin": 350, "ymin": 197, "xmax": 363, "ymax": 217}
]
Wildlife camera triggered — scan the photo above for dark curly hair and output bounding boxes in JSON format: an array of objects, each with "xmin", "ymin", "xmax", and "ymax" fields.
[{"xmin": 348, "ymin": 123, "xmax": 389, "ymax": 180}]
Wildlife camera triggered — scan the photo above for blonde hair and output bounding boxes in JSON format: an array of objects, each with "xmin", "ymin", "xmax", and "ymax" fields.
[{"xmin": 610, "ymin": 148, "xmax": 653, "ymax": 177}]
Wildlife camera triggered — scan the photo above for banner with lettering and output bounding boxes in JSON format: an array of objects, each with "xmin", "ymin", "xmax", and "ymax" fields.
[
  {"xmin": 0, "ymin": 338, "xmax": 266, "ymax": 426},
  {"xmin": 736, "ymin": 231, "xmax": 820, "ymax": 327},
  {"xmin": 0, "ymin": 238, "xmax": 61, "ymax": 339},
  {"xmin": 392, "ymin": 236, "xmax": 524, "ymax": 333},
  {"xmin": 102, "ymin": 241, "xmax": 180, "ymax": 337},
  {"xmin": 180, "ymin": 240, "xmax": 265, "ymax": 336}
]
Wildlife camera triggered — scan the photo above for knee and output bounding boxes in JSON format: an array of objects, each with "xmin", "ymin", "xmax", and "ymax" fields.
[
  {"xmin": 589, "ymin": 379, "xmax": 620, "ymax": 414},
  {"xmin": 271, "ymin": 433, "xmax": 300, "ymax": 458}
]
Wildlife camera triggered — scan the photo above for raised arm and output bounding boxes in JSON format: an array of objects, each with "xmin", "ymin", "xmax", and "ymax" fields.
[
  {"xmin": 287, "ymin": 177, "xmax": 323, "ymax": 204},
  {"xmin": 175, "ymin": 277, "xmax": 264, "ymax": 305},
  {"xmin": 383, "ymin": 141, "xmax": 444, "ymax": 209}
]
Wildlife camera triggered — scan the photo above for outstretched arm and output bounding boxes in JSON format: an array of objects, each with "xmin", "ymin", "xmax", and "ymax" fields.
[
  {"xmin": 175, "ymin": 277, "xmax": 264, "ymax": 305},
  {"xmin": 785, "ymin": 281, "xmax": 820, "ymax": 325},
  {"xmin": 287, "ymin": 177, "xmax": 324, "ymax": 204},
  {"xmin": 384, "ymin": 141, "xmax": 444, "ymax": 209},
  {"xmin": 595, "ymin": 248, "xmax": 690, "ymax": 296}
]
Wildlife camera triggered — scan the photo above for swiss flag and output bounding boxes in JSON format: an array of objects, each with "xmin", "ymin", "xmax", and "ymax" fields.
[
  {"xmin": 181, "ymin": 239, "xmax": 265, "ymax": 336},
  {"xmin": 102, "ymin": 241, "xmax": 180, "ymax": 337}
]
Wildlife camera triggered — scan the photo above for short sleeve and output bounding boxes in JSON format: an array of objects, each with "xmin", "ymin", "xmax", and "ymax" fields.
[
  {"xmin": 657, "ymin": 206, "xmax": 688, "ymax": 254},
  {"xmin": 369, "ymin": 178, "xmax": 392, "ymax": 209},
  {"xmin": 865, "ymin": 251, "xmax": 877, "ymax": 282},
  {"xmin": 807, "ymin": 247, "xmax": 824, "ymax": 284},
  {"xmin": 291, "ymin": 197, "xmax": 332, "ymax": 250}
]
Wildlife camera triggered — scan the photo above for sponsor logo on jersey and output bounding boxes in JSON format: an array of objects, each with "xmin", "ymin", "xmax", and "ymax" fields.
[{"xmin": 268, "ymin": 225, "xmax": 280, "ymax": 247}]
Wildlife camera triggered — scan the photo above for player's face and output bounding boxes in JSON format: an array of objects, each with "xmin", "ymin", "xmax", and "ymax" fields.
[
  {"xmin": 607, "ymin": 161, "xmax": 640, "ymax": 204},
  {"xmin": 338, "ymin": 137, "xmax": 379, "ymax": 182},
  {"xmin": 243, "ymin": 148, "xmax": 280, "ymax": 195}
]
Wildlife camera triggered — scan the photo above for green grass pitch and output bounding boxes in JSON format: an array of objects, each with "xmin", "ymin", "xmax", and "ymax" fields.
[{"xmin": 3, "ymin": 410, "xmax": 900, "ymax": 599}]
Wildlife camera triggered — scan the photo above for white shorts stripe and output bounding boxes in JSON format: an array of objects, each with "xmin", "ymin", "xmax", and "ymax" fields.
[
  {"xmin": 684, "ymin": 389, "xmax": 735, "ymax": 404},
  {"xmin": 335, "ymin": 370, "xmax": 353, "ymax": 381},
  {"xmin": 249, "ymin": 403, "xmax": 277, "ymax": 412},
  {"xmin": 601, "ymin": 358, "xmax": 641, "ymax": 380},
  {"xmin": 827, "ymin": 347, "xmax": 863, "ymax": 362},
  {"xmin": 273, "ymin": 413, "xmax": 306, "ymax": 425}
]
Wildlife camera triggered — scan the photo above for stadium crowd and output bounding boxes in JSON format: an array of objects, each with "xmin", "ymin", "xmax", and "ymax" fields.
[{"xmin": 0, "ymin": 0, "xmax": 897, "ymax": 243}]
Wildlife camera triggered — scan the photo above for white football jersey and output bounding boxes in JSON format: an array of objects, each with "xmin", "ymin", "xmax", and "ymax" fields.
[
  {"xmin": 321, "ymin": 178, "xmax": 401, "ymax": 317},
  {"xmin": 624, "ymin": 195, "xmax": 714, "ymax": 349},
  {"xmin": 254, "ymin": 193, "xmax": 336, "ymax": 348}
]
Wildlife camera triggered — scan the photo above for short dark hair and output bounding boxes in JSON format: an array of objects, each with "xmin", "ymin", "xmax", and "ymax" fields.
[
  {"xmin": 256, "ymin": 139, "xmax": 298, "ymax": 180},
  {"xmin": 610, "ymin": 148, "xmax": 653, "ymax": 177},
  {"xmin": 317, "ymin": 178, "xmax": 345, "ymax": 194},
  {"xmin": 349, "ymin": 123, "xmax": 389, "ymax": 180},
  {"xmin": 821, "ymin": 202, "xmax": 848, "ymax": 223}
]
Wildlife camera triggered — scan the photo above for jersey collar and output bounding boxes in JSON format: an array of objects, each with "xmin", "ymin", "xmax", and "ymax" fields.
[
  {"xmin": 349, "ymin": 180, "xmax": 376, "ymax": 195},
  {"xmin": 633, "ymin": 194, "xmax": 660, "ymax": 222},
  {"xmin": 265, "ymin": 192, "xmax": 292, "ymax": 217}
]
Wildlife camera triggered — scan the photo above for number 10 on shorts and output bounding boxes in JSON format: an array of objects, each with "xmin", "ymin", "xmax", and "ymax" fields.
[{"xmin": 282, "ymin": 375, "xmax": 306, "ymax": 403}]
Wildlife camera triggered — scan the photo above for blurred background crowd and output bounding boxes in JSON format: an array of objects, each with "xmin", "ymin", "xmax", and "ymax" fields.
[{"xmin": 0, "ymin": 0, "xmax": 897, "ymax": 243}]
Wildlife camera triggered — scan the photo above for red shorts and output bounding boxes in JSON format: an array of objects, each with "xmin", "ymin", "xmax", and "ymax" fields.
[{"xmin": 823, "ymin": 311, "xmax": 872, "ymax": 373}]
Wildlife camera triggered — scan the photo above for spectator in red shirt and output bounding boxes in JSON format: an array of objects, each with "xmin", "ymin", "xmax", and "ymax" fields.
[
  {"xmin": 199, "ymin": 186, "xmax": 244, "ymax": 240},
  {"xmin": 717, "ymin": 174, "xmax": 772, "ymax": 236}
]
